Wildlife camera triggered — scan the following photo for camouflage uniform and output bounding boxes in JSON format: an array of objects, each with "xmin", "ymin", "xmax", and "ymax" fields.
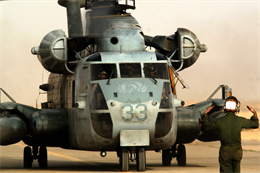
[{"xmin": 203, "ymin": 112, "xmax": 259, "ymax": 173}]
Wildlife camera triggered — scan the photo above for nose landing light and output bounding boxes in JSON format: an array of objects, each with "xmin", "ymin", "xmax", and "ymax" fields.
[
  {"xmin": 174, "ymin": 99, "xmax": 185, "ymax": 108},
  {"xmin": 74, "ymin": 101, "xmax": 86, "ymax": 109},
  {"xmin": 152, "ymin": 101, "xmax": 157, "ymax": 106},
  {"xmin": 100, "ymin": 151, "xmax": 107, "ymax": 157}
]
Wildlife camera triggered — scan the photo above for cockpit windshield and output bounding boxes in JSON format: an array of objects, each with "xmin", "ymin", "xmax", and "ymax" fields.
[
  {"xmin": 144, "ymin": 63, "xmax": 169, "ymax": 79},
  {"xmin": 119, "ymin": 63, "xmax": 141, "ymax": 78},
  {"xmin": 91, "ymin": 64, "xmax": 117, "ymax": 81},
  {"xmin": 90, "ymin": 63, "xmax": 169, "ymax": 80}
]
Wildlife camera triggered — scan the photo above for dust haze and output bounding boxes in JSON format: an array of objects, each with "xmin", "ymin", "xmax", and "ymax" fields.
[{"xmin": 0, "ymin": 1, "xmax": 259, "ymax": 118}]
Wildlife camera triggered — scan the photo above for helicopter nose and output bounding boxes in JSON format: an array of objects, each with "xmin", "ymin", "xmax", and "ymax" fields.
[{"xmin": 121, "ymin": 103, "xmax": 148, "ymax": 122}]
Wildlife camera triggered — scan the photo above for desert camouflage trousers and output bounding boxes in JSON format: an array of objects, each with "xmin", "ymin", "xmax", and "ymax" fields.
[{"xmin": 219, "ymin": 145, "xmax": 242, "ymax": 173}]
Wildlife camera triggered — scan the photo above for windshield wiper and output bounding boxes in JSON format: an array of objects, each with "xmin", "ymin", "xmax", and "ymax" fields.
[
  {"xmin": 143, "ymin": 68, "xmax": 157, "ymax": 84},
  {"xmin": 107, "ymin": 69, "xmax": 114, "ymax": 85}
]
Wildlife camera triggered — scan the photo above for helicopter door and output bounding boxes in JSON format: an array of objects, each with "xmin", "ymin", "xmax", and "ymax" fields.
[
  {"xmin": 89, "ymin": 64, "xmax": 117, "ymax": 110},
  {"xmin": 75, "ymin": 67, "xmax": 90, "ymax": 110},
  {"xmin": 89, "ymin": 64, "xmax": 116, "ymax": 139},
  {"xmin": 79, "ymin": 67, "xmax": 89, "ymax": 94}
]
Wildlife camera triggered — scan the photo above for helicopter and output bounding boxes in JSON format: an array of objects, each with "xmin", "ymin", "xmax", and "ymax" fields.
[{"xmin": 0, "ymin": 0, "xmax": 232, "ymax": 171}]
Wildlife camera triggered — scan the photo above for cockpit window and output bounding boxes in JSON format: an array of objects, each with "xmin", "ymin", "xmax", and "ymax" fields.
[
  {"xmin": 120, "ymin": 63, "xmax": 141, "ymax": 78},
  {"xmin": 91, "ymin": 64, "xmax": 117, "ymax": 81},
  {"xmin": 144, "ymin": 63, "xmax": 169, "ymax": 79},
  {"xmin": 90, "ymin": 83, "xmax": 108, "ymax": 110},
  {"xmin": 160, "ymin": 82, "xmax": 173, "ymax": 109}
]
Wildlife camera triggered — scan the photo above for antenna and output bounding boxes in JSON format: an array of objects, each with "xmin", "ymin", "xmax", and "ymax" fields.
[{"xmin": 0, "ymin": 88, "xmax": 16, "ymax": 103}]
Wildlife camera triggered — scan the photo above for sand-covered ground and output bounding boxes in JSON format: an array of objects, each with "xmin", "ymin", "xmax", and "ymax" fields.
[{"xmin": 241, "ymin": 128, "xmax": 260, "ymax": 141}]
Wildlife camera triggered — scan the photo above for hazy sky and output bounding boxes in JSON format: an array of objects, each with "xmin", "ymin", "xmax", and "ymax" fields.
[{"xmin": 0, "ymin": 0, "xmax": 259, "ymax": 112}]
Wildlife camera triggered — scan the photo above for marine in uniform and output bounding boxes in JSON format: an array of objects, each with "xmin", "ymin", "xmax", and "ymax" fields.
[
  {"xmin": 203, "ymin": 96, "xmax": 259, "ymax": 173},
  {"xmin": 91, "ymin": 71, "xmax": 108, "ymax": 109}
]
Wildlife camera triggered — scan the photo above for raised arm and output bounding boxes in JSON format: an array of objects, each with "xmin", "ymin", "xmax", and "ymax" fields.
[
  {"xmin": 202, "ymin": 106, "xmax": 218, "ymax": 131},
  {"xmin": 242, "ymin": 106, "xmax": 259, "ymax": 129},
  {"xmin": 247, "ymin": 106, "xmax": 258, "ymax": 119}
]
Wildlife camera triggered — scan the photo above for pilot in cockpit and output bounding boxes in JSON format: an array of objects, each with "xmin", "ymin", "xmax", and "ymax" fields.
[
  {"xmin": 91, "ymin": 71, "xmax": 108, "ymax": 109},
  {"xmin": 99, "ymin": 71, "xmax": 108, "ymax": 80},
  {"xmin": 145, "ymin": 64, "xmax": 160, "ymax": 79}
]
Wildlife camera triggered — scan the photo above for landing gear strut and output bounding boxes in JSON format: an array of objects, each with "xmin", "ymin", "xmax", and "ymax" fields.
[
  {"xmin": 162, "ymin": 144, "xmax": 186, "ymax": 166},
  {"xmin": 118, "ymin": 147, "xmax": 146, "ymax": 171},
  {"xmin": 24, "ymin": 146, "xmax": 32, "ymax": 168},
  {"xmin": 177, "ymin": 144, "xmax": 186, "ymax": 166},
  {"xmin": 136, "ymin": 147, "xmax": 146, "ymax": 171},
  {"xmin": 162, "ymin": 148, "xmax": 171, "ymax": 166},
  {"xmin": 119, "ymin": 148, "xmax": 129, "ymax": 171},
  {"xmin": 39, "ymin": 146, "xmax": 48, "ymax": 168},
  {"xmin": 23, "ymin": 146, "xmax": 48, "ymax": 168}
]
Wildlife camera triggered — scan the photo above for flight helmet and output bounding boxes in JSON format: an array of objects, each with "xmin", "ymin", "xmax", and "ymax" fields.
[{"xmin": 224, "ymin": 96, "xmax": 240, "ymax": 113}]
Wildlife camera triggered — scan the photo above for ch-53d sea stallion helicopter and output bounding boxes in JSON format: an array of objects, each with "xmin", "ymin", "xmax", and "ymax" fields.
[{"xmin": 0, "ymin": 0, "xmax": 232, "ymax": 171}]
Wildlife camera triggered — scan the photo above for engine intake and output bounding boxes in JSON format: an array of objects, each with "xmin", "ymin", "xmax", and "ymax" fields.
[
  {"xmin": 144, "ymin": 28, "xmax": 207, "ymax": 71},
  {"xmin": 32, "ymin": 30, "xmax": 73, "ymax": 74}
]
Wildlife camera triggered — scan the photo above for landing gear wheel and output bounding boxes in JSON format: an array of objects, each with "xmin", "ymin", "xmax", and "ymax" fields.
[
  {"xmin": 119, "ymin": 148, "xmax": 129, "ymax": 171},
  {"xmin": 136, "ymin": 148, "xmax": 146, "ymax": 171},
  {"xmin": 162, "ymin": 148, "xmax": 171, "ymax": 166},
  {"xmin": 38, "ymin": 146, "xmax": 48, "ymax": 168},
  {"xmin": 177, "ymin": 144, "xmax": 186, "ymax": 166},
  {"xmin": 24, "ymin": 146, "xmax": 32, "ymax": 168}
]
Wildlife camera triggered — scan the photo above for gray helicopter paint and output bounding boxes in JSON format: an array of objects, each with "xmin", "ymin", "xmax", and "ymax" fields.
[
  {"xmin": 120, "ymin": 130, "xmax": 150, "ymax": 147},
  {"xmin": 99, "ymin": 29, "xmax": 145, "ymax": 52},
  {"xmin": 69, "ymin": 52, "xmax": 178, "ymax": 150},
  {"xmin": 0, "ymin": 1, "xmax": 231, "ymax": 171},
  {"xmin": 69, "ymin": 61, "xmax": 113, "ymax": 150},
  {"xmin": 99, "ymin": 51, "xmax": 157, "ymax": 63},
  {"xmin": 85, "ymin": 51, "xmax": 177, "ymax": 149},
  {"xmin": 98, "ymin": 78, "xmax": 165, "ymax": 103},
  {"xmin": 87, "ymin": 12, "xmax": 145, "ymax": 52}
]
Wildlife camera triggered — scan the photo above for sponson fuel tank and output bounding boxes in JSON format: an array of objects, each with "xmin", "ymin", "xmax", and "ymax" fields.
[
  {"xmin": 175, "ymin": 99, "xmax": 225, "ymax": 144},
  {"xmin": 175, "ymin": 107, "xmax": 201, "ymax": 144},
  {"xmin": 0, "ymin": 115, "xmax": 27, "ymax": 145}
]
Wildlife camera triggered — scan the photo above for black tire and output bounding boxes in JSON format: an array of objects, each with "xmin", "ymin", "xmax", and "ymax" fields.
[
  {"xmin": 162, "ymin": 148, "xmax": 171, "ymax": 166},
  {"xmin": 120, "ymin": 148, "xmax": 129, "ymax": 171},
  {"xmin": 39, "ymin": 146, "xmax": 48, "ymax": 168},
  {"xmin": 24, "ymin": 146, "xmax": 32, "ymax": 168},
  {"xmin": 177, "ymin": 144, "xmax": 186, "ymax": 166},
  {"xmin": 136, "ymin": 148, "xmax": 146, "ymax": 171}
]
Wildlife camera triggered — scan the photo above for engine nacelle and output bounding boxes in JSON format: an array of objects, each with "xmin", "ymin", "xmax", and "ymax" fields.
[
  {"xmin": 32, "ymin": 30, "xmax": 73, "ymax": 75},
  {"xmin": 0, "ymin": 115, "xmax": 27, "ymax": 145},
  {"xmin": 173, "ymin": 28, "xmax": 207, "ymax": 70},
  {"xmin": 144, "ymin": 28, "xmax": 207, "ymax": 71}
]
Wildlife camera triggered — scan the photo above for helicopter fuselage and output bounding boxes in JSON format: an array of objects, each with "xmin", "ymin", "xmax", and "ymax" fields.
[
  {"xmin": 0, "ymin": 1, "xmax": 229, "ymax": 171},
  {"xmin": 45, "ymin": 51, "xmax": 177, "ymax": 151}
]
